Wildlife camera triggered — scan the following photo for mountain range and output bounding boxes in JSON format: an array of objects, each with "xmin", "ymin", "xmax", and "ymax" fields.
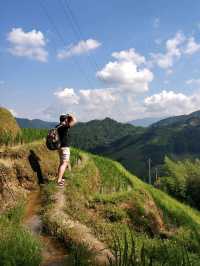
[
  {"xmin": 16, "ymin": 118, "xmax": 57, "ymax": 128},
  {"xmin": 16, "ymin": 110, "xmax": 200, "ymax": 179}
]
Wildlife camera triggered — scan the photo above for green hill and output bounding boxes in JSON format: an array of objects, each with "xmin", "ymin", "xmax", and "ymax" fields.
[
  {"xmin": 16, "ymin": 117, "xmax": 57, "ymax": 129},
  {"xmin": 92, "ymin": 111, "xmax": 200, "ymax": 179},
  {"xmin": 70, "ymin": 117, "xmax": 144, "ymax": 151},
  {"xmin": 1, "ymin": 141, "xmax": 200, "ymax": 264},
  {"xmin": 12, "ymin": 110, "xmax": 200, "ymax": 181}
]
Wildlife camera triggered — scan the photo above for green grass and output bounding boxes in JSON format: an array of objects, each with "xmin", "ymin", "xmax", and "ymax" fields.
[
  {"xmin": 0, "ymin": 128, "xmax": 48, "ymax": 146},
  {"xmin": 93, "ymin": 155, "xmax": 132, "ymax": 193},
  {"xmin": 0, "ymin": 204, "xmax": 42, "ymax": 266},
  {"xmin": 3, "ymin": 138, "xmax": 200, "ymax": 265},
  {"xmin": 40, "ymin": 147, "xmax": 200, "ymax": 263}
]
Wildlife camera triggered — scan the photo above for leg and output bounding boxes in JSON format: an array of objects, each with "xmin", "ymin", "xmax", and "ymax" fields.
[{"xmin": 57, "ymin": 161, "xmax": 68, "ymax": 183}]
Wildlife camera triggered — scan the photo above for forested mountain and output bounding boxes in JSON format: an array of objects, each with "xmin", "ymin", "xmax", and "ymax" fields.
[
  {"xmin": 16, "ymin": 111, "xmax": 200, "ymax": 180},
  {"xmin": 89, "ymin": 110, "xmax": 200, "ymax": 179},
  {"xmin": 151, "ymin": 110, "xmax": 200, "ymax": 128},
  {"xmin": 70, "ymin": 117, "xmax": 144, "ymax": 150},
  {"xmin": 16, "ymin": 118, "xmax": 57, "ymax": 129}
]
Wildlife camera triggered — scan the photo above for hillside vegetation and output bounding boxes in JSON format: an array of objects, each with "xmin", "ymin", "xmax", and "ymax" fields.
[
  {"xmin": 156, "ymin": 157, "xmax": 200, "ymax": 210},
  {"xmin": 7, "ymin": 108, "xmax": 200, "ymax": 181},
  {"xmin": 1, "ymin": 138, "xmax": 200, "ymax": 264},
  {"xmin": 70, "ymin": 117, "xmax": 144, "ymax": 151},
  {"xmin": 92, "ymin": 111, "xmax": 200, "ymax": 179},
  {"xmin": 0, "ymin": 107, "xmax": 21, "ymax": 145}
]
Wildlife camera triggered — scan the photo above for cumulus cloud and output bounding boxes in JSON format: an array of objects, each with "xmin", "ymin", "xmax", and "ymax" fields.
[
  {"xmin": 42, "ymin": 85, "xmax": 146, "ymax": 122},
  {"xmin": 40, "ymin": 43, "xmax": 200, "ymax": 122},
  {"xmin": 151, "ymin": 32, "xmax": 200, "ymax": 71},
  {"xmin": 144, "ymin": 90, "xmax": 200, "ymax": 116},
  {"xmin": 112, "ymin": 48, "xmax": 146, "ymax": 64},
  {"xmin": 151, "ymin": 32, "xmax": 185, "ymax": 69},
  {"xmin": 43, "ymin": 87, "xmax": 200, "ymax": 122},
  {"xmin": 57, "ymin": 39, "xmax": 101, "ymax": 59},
  {"xmin": 97, "ymin": 49, "xmax": 153, "ymax": 92},
  {"xmin": 54, "ymin": 88, "xmax": 79, "ymax": 104},
  {"xmin": 7, "ymin": 28, "xmax": 48, "ymax": 62}
]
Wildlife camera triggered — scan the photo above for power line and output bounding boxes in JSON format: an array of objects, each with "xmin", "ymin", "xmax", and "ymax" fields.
[
  {"xmin": 60, "ymin": 0, "xmax": 100, "ymax": 71},
  {"xmin": 38, "ymin": 0, "xmax": 95, "ymax": 88},
  {"xmin": 148, "ymin": 158, "xmax": 152, "ymax": 185}
]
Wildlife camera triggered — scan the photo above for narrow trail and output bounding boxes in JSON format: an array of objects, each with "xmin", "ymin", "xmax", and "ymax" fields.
[
  {"xmin": 46, "ymin": 188, "xmax": 114, "ymax": 266},
  {"xmin": 23, "ymin": 189, "xmax": 70, "ymax": 266}
]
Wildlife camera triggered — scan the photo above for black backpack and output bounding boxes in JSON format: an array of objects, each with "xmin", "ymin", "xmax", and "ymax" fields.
[{"xmin": 46, "ymin": 127, "xmax": 61, "ymax": 150}]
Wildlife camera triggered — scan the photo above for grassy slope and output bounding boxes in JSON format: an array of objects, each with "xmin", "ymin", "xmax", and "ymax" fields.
[
  {"xmin": 2, "ymin": 141, "xmax": 200, "ymax": 262},
  {"xmin": 33, "ymin": 141, "xmax": 200, "ymax": 261},
  {"xmin": 0, "ymin": 107, "xmax": 21, "ymax": 137}
]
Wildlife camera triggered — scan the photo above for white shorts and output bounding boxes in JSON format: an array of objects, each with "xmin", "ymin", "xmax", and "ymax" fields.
[{"xmin": 58, "ymin": 147, "xmax": 70, "ymax": 162}]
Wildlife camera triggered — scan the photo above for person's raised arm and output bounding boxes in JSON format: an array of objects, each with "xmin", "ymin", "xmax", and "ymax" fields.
[{"xmin": 68, "ymin": 114, "xmax": 77, "ymax": 128}]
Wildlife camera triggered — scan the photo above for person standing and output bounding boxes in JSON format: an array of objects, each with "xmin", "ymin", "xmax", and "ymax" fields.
[{"xmin": 57, "ymin": 114, "xmax": 77, "ymax": 186}]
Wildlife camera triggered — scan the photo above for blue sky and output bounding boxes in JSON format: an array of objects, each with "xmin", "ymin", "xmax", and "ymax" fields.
[{"xmin": 1, "ymin": 0, "xmax": 200, "ymax": 122}]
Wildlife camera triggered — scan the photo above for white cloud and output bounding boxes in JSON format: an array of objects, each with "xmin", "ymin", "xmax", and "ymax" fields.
[
  {"xmin": 57, "ymin": 39, "xmax": 101, "ymax": 59},
  {"xmin": 144, "ymin": 90, "xmax": 200, "ymax": 116},
  {"xmin": 186, "ymin": 78, "xmax": 200, "ymax": 85},
  {"xmin": 39, "ymin": 41, "xmax": 200, "ymax": 122},
  {"xmin": 151, "ymin": 32, "xmax": 185, "ymax": 69},
  {"xmin": 41, "ymin": 87, "xmax": 200, "ymax": 122},
  {"xmin": 112, "ymin": 48, "xmax": 146, "ymax": 64},
  {"xmin": 151, "ymin": 32, "xmax": 200, "ymax": 71},
  {"xmin": 97, "ymin": 49, "xmax": 153, "ymax": 92},
  {"xmin": 7, "ymin": 28, "xmax": 48, "ymax": 62},
  {"xmin": 43, "ymin": 48, "xmax": 154, "ymax": 121},
  {"xmin": 184, "ymin": 37, "xmax": 200, "ymax": 55},
  {"xmin": 42, "ymin": 84, "xmax": 146, "ymax": 122},
  {"xmin": 54, "ymin": 88, "xmax": 79, "ymax": 104}
]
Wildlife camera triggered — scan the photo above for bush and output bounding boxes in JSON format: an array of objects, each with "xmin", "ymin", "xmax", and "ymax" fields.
[{"xmin": 156, "ymin": 157, "xmax": 200, "ymax": 210}]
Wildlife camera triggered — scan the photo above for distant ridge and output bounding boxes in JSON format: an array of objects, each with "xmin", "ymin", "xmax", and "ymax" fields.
[
  {"xmin": 129, "ymin": 117, "xmax": 165, "ymax": 127},
  {"xmin": 16, "ymin": 118, "xmax": 57, "ymax": 129},
  {"xmin": 151, "ymin": 110, "xmax": 200, "ymax": 128}
]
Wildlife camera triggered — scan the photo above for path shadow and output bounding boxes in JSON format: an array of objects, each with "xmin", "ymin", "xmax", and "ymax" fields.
[{"xmin": 28, "ymin": 150, "xmax": 45, "ymax": 184}]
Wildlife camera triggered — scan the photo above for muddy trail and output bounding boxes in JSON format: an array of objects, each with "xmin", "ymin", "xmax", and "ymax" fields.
[{"xmin": 23, "ymin": 189, "xmax": 70, "ymax": 266}]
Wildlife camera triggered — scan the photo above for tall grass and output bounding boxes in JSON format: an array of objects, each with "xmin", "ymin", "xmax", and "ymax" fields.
[
  {"xmin": 107, "ymin": 231, "xmax": 198, "ymax": 266},
  {"xmin": 93, "ymin": 155, "xmax": 132, "ymax": 193},
  {"xmin": 69, "ymin": 231, "xmax": 200, "ymax": 266},
  {"xmin": 0, "ymin": 204, "xmax": 42, "ymax": 266},
  {"xmin": 0, "ymin": 128, "xmax": 48, "ymax": 146}
]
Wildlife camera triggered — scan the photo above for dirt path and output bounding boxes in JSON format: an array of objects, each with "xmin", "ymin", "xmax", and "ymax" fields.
[
  {"xmin": 45, "ymin": 188, "xmax": 114, "ymax": 266},
  {"xmin": 23, "ymin": 189, "xmax": 70, "ymax": 266}
]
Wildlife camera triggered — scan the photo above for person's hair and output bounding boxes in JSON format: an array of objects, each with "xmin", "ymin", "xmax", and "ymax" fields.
[{"xmin": 59, "ymin": 114, "xmax": 68, "ymax": 123}]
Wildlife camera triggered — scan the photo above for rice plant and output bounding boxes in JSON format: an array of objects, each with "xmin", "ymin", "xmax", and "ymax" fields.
[
  {"xmin": 93, "ymin": 155, "xmax": 132, "ymax": 193},
  {"xmin": 0, "ymin": 205, "xmax": 42, "ymax": 266}
]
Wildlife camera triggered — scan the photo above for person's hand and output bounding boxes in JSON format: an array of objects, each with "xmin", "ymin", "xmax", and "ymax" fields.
[{"xmin": 68, "ymin": 115, "xmax": 77, "ymax": 127}]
